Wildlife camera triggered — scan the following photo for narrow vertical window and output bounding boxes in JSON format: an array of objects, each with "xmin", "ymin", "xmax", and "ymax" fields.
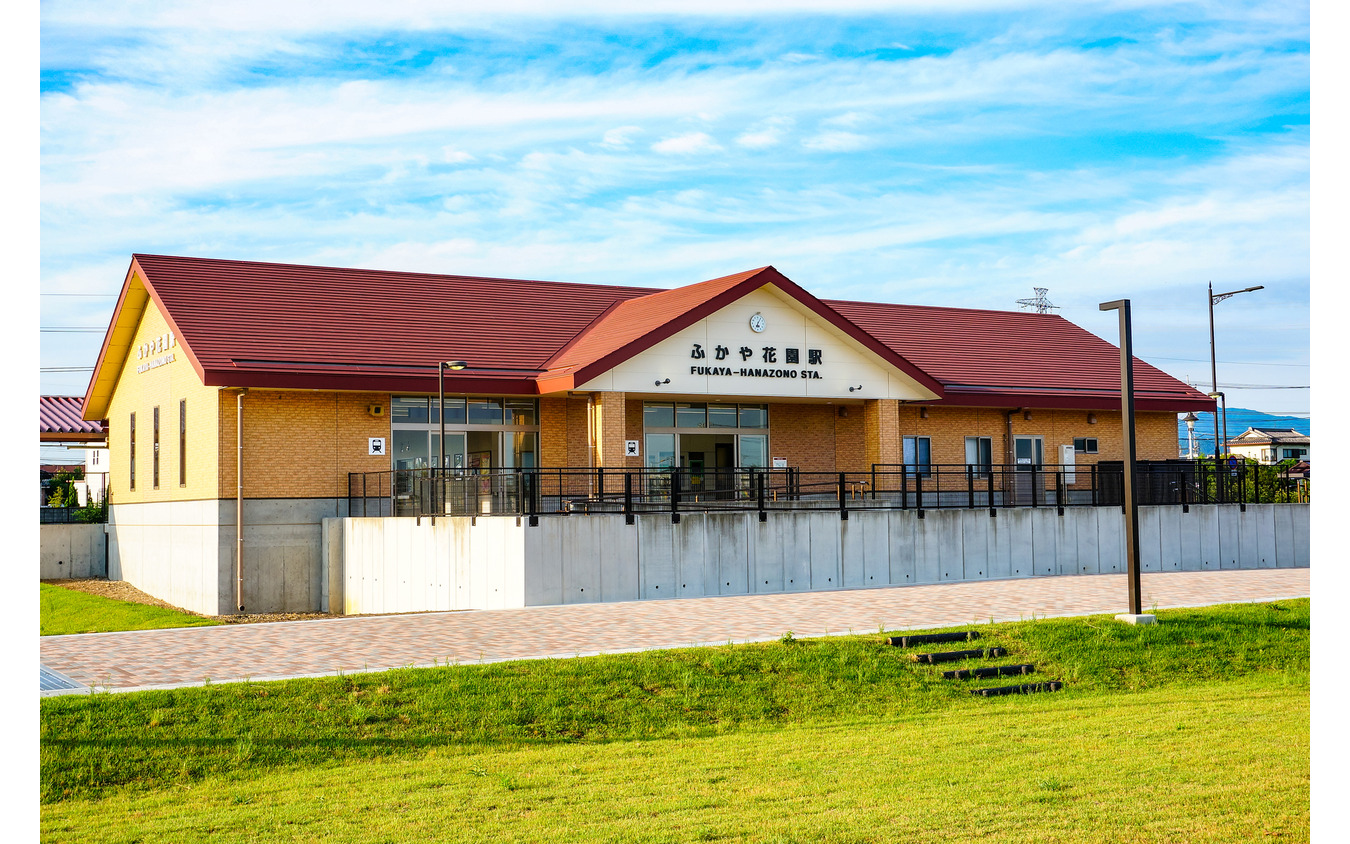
[
  {"xmin": 153, "ymin": 406, "xmax": 160, "ymax": 489},
  {"xmin": 129, "ymin": 412, "xmax": 136, "ymax": 491},
  {"xmin": 179, "ymin": 399, "xmax": 187, "ymax": 487},
  {"xmin": 903, "ymin": 436, "xmax": 931, "ymax": 478}
]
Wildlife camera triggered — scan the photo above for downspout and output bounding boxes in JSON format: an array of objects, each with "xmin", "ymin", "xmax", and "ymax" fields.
[{"xmin": 236, "ymin": 388, "xmax": 248, "ymax": 612}]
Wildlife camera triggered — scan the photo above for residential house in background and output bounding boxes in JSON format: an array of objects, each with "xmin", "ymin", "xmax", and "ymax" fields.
[{"xmin": 1225, "ymin": 427, "xmax": 1311, "ymax": 465}]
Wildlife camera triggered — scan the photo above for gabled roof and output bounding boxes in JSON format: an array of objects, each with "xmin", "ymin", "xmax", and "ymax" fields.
[
  {"xmin": 537, "ymin": 266, "xmax": 945, "ymax": 396},
  {"xmin": 828, "ymin": 299, "xmax": 1215, "ymax": 412},
  {"xmin": 41, "ymin": 396, "xmax": 105, "ymax": 442},
  {"xmin": 81, "ymin": 254, "xmax": 1215, "ymax": 418},
  {"xmin": 1230, "ymin": 427, "xmax": 1311, "ymax": 445}
]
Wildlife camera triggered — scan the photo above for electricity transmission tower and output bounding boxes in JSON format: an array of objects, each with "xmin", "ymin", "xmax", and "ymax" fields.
[{"xmin": 1016, "ymin": 288, "xmax": 1059, "ymax": 313}]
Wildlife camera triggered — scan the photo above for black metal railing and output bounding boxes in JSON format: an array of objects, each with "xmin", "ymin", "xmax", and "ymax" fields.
[
  {"xmin": 39, "ymin": 506, "xmax": 108, "ymax": 524},
  {"xmin": 347, "ymin": 460, "xmax": 1308, "ymax": 523}
]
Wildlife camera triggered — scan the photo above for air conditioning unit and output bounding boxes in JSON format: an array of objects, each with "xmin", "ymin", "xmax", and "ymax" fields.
[{"xmin": 368, "ymin": 404, "xmax": 385, "ymax": 417}]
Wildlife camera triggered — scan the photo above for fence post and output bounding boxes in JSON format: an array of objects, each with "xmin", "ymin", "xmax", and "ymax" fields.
[
  {"xmin": 871, "ymin": 464, "xmax": 877, "ymax": 500},
  {"xmin": 838, "ymin": 472, "xmax": 848, "ymax": 520},
  {"xmin": 1056, "ymin": 468, "xmax": 1064, "ymax": 515},
  {"xmin": 915, "ymin": 470, "xmax": 923, "ymax": 513},
  {"xmin": 900, "ymin": 467, "xmax": 908, "ymax": 511},
  {"xmin": 670, "ymin": 468, "xmax": 681, "ymax": 524},
  {"xmin": 624, "ymin": 471, "xmax": 634, "ymax": 525},
  {"xmin": 967, "ymin": 465, "xmax": 975, "ymax": 509},
  {"xmin": 757, "ymin": 469, "xmax": 767, "ymax": 522}
]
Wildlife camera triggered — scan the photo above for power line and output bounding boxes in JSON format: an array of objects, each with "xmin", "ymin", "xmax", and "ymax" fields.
[{"xmin": 1150, "ymin": 355, "xmax": 1308, "ymax": 367}]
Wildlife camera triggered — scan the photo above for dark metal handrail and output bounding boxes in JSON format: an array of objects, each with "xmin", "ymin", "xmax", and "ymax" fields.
[{"xmin": 346, "ymin": 459, "xmax": 1308, "ymax": 521}]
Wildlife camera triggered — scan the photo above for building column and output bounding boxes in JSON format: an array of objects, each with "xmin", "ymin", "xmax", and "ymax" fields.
[
  {"xmin": 593, "ymin": 391, "xmax": 628, "ymax": 495},
  {"xmin": 863, "ymin": 399, "xmax": 900, "ymax": 488}
]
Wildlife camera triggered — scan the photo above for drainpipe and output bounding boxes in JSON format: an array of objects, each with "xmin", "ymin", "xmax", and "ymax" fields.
[{"xmin": 236, "ymin": 388, "xmax": 248, "ymax": 612}]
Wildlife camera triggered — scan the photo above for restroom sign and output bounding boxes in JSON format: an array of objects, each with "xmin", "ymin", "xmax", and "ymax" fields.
[
  {"xmin": 625, "ymin": 440, "xmax": 640, "ymax": 457},
  {"xmin": 369, "ymin": 437, "xmax": 386, "ymax": 456}
]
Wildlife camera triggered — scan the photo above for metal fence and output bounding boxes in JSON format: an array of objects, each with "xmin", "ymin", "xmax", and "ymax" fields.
[
  {"xmin": 348, "ymin": 459, "xmax": 1307, "ymax": 523},
  {"xmin": 39, "ymin": 506, "xmax": 107, "ymax": 524}
]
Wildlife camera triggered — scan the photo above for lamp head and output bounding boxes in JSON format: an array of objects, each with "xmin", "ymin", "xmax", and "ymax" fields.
[{"xmin": 443, "ymin": 360, "xmax": 468, "ymax": 371}]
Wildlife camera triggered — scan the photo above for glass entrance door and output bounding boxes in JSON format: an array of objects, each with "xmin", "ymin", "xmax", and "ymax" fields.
[{"xmin": 1013, "ymin": 436, "xmax": 1045, "ymax": 505}]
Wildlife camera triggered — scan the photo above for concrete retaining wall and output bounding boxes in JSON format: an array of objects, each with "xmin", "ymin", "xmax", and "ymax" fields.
[
  {"xmin": 39, "ymin": 524, "xmax": 107, "ymax": 580},
  {"xmin": 327, "ymin": 503, "xmax": 1311, "ymax": 615},
  {"xmin": 108, "ymin": 498, "xmax": 344, "ymax": 616}
]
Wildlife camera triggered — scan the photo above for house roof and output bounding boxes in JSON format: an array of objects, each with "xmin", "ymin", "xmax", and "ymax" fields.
[
  {"xmin": 827, "ymin": 299, "xmax": 1215, "ymax": 411},
  {"xmin": 82, "ymin": 254, "xmax": 1215, "ymax": 418},
  {"xmin": 40, "ymin": 396, "xmax": 105, "ymax": 442},
  {"xmin": 1229, "ymin": 427, "xmax": 1311, "ymax": 446}
]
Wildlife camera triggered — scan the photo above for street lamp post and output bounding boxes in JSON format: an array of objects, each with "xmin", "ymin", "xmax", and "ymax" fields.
[
  {"xmin": 1181, "ymin": 412, "xmax": 1198, "ymax": 459},
  {"xmin": 1208, "ymin": 282, "xmax": 1263, "ymax": 460},
  {"xmin": 1099, "ymin": 297, "xmax": 1150, "ymax": 624},
  {"xmin": 437, "ymin": 361, "xmax": 469, "ymax": 503}
]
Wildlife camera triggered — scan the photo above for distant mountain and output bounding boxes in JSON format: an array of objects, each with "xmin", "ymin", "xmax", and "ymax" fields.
[{"xmin": 1176, "ymin": 408, "xmax": 1310, "ymax": 457}]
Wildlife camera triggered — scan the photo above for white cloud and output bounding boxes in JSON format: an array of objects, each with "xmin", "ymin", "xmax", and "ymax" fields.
[
  {"xmin": 442, "ymin": 147, "xmax": 476, "ymax": 164},
  {"xmin": 801, "ymin": 131, "xmax": 869, "ymax": 151},
  {"xmin": 600, "ymin": 126, "xmax": 643, "ymax": 149},
  {"xmin": 735, "ymin": 117, "xmax": 793, "ymax": 149},
  {"xmin": 651, "ymin": 132, "xmax": 722, "ymax": 154}
]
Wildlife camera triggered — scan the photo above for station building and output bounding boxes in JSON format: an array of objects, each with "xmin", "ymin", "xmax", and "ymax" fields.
[{"xmin": 82, "ymin": 255, "xmax": 1214, "ymax": 615}]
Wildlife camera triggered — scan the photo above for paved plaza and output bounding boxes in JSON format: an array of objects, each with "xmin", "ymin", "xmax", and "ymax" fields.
[{"xmin": 40, "ymin": 568, "xmax": 1309, "ymax": 695}]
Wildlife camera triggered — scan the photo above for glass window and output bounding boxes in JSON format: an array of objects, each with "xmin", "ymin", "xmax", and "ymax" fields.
[
  {"xmin": 739, "ymin": 435, "xmax": 768, "ymax": 468},
  {"xmin": 467, "ymin": 398, "xmax": 504, "ymax": 425},
  {"xmin": 676, "ymin": 402, "xmax": 707, "ymax": 428},
  {"xmin": 393, "ymin": 430, "xmax": 430, "ymax": 470},
  {"xmin": 964, "ymin": 436, "xmax": 992, "ymax": 475},
  {"xmin": 393, "ymin": 396, "xmax": 429, "ymax": 424},
  {"xmin": 738, "ymin": 404, "xmax": 768, "ymax": 429},
  {"xmin": 433, "ymin": 397, "xmax": 466, "ymax": 425},
  {"xmin": 506, "ymin": 399, "xmax": 537, "ymax": 426},
  {"xmin": 645, "ymin": 433, "xmax": 676, "ymax": 469},
  {"xmin": 153, "ymin": 406, "xmax": 160, "ymax": 489},
  {"xmin": 1073, "ymin": 437, "xmax": 1098, "ymax": 454},
  {"xmin": 708, "ymin": 404, "xmax": 738, "ymax": 428},
  {"xmin": 179, "ymin": 400, "xmax": 187, "ymax": 487},
  {"xmin": 507, "ymin": 432, "xmax": 537, "ymax": 468},
  {"xmin": 643, "ymin": 402, "xmax": 675, "ymax": 428},
  {"xmin": 903, "ymin": 436, "xmax": 931, "ymax": 478}
]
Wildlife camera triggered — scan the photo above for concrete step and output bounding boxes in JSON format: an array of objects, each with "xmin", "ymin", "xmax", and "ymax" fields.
[
  {"xmin": 887, "ymin": 631, "xmax": 980, "ymax": 648},
  {"xmin": 942, "ymin": 663, "xmax": 1035, "ymax": 680},
  {"xmin": 970, "ymin": 681, "xmax": 1063, "ymax": 697},
  {"xmin": 911, "ymin": 647, "xmax": 1007, "ymax": 664}
]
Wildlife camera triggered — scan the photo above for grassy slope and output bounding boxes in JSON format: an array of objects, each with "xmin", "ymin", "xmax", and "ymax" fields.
[
  {"xmin": 40, "ymin": 583, "xmax": 220, "ymax": 636},
  {"xmin": 41, "ymin": 676, "xmax": 1309, "ymax": 843},
  {"xmin": 42, "ymin": 600, "xmax": 1308, "ymax": 804}
]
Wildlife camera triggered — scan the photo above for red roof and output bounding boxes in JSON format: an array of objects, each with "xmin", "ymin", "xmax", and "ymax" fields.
[
  {"xmin": 82, "ymin": 254, "xmax": 1214, "ymax": 417},
  {"xmin": 828, "ymin": 300, "xmax": 1213, "ymax": 411},
  {"xmin": 41, "ymin": 396, "xmax": 105, "ymax": 441}
]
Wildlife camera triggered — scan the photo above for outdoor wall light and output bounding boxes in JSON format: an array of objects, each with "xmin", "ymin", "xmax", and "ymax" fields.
[
  {"xmin": 655, "ymin": 378, "xmax": 670, "ymax": 386},
  {"xmin": 1087, "ymin": 413, "xmax": 1097, "ymax": 424},
  {"xmin": 919, "ymin": 406, "xmax": 929, "ymax": 419},
  {"xmin": 848, "ymin": 385, "xmax": 863, "ymax": 392},
  {"xmin": 1023, "ymin": 411, "xmax": 1033, "ymax": 421}
]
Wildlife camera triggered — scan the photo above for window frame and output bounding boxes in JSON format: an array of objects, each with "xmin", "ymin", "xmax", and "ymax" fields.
[{"xmin": 903, "ymin": 435, "xmax": 932, "ymax": 478}]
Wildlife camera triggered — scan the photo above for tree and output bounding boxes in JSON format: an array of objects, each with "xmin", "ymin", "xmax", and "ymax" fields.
[{"xmin": 46, "ymin": 469, "xmax": 83, "ymax": 508}]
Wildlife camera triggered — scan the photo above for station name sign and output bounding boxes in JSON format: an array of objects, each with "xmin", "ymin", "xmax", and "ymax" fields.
[
  {"xmin": 136, "ymin": 331, "xmax": 178, "ymax": 374},
  {"xmin": 688, "ymin": 343, "xmax": 825, "ymax": 380}
]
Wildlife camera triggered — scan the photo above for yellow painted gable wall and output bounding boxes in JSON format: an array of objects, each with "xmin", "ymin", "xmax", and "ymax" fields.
[{"xmin": 104, "ymin": 298, "xmax": 221, "ymax": 504}]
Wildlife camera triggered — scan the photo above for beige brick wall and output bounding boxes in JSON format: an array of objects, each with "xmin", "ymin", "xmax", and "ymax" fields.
[
  {"xmin": 217, "ymin": 390, "xmax": 391, "ymax": 499},
  {"xmin": 105, "ymin": 300, "xmax": 221, "ymax": 504},
  {"xmin": 767, "ymin": 403, "xmax": 838, "ymax": 474}
]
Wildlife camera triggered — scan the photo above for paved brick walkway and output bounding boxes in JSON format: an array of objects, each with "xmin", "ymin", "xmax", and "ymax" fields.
[{"xmin": 39, "ymin": 568, "xmax": 1309, "ymax": 695}]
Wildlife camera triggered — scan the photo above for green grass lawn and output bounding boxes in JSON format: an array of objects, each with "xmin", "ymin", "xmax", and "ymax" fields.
[
  {"xmin": 41, "ymin": 600, "xmax": 1309, "ymax": 842},
  {"xmin": 41, "ymin": 582, "xmax": 221, "ymax": 636}
]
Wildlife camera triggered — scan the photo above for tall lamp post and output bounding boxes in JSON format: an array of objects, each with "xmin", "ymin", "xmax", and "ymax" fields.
[
  {"xmin": 1099, "ymin": 298, "xmax": 1151, "ymax": 625},
  {"xmin": 1181, "ymin": 411, "xmax": 1198, "ymax": 459},
  {"xmin": 437, "ymin": 360, "xmax": 469, "ymax": 482},
  {"xmin": 1208, "ymin": 282, "xmax": 1263, "ymax": 460}
]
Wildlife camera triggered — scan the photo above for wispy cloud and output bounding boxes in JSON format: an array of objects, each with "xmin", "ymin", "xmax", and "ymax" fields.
[{"xmin": 39, "ymin": 1, "xmax": 1310, "ymax": 412}]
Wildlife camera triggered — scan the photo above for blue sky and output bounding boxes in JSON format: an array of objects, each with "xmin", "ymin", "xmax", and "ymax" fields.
[{"xmin": 38, "ymin": 1, "xmax": 1310, "ymax": 436}]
